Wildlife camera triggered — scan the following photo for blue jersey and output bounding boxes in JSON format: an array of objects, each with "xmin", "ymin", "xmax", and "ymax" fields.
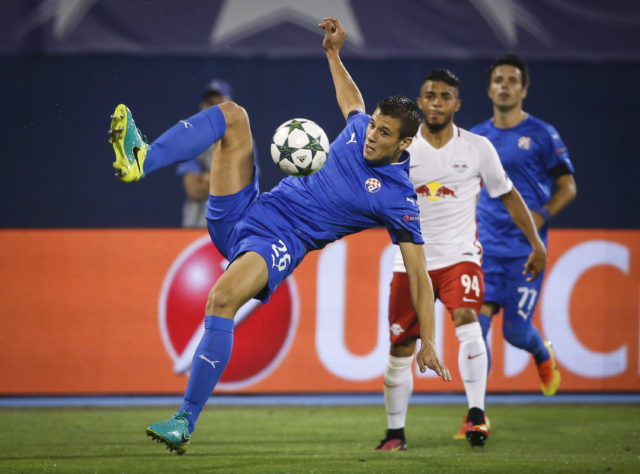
[
  {"xmin": 472, "ymin": 115, "xmax": 574, "ymax": 257},
  {"xmin": 228, "ymin": 113, "xmax": 424, "ymax": 265},
  {"xmin": 207, "ymin": 112, "xmax": 423, "ymax": 300},
  {"xmin": 249, "ymin": 112, "xmax": 423, "ymax": 250}
]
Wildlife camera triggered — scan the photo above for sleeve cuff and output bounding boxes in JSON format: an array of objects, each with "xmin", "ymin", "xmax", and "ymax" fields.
[{"xmin": 538, "ymin": 208, "xmax": 552, "ymax": 223}]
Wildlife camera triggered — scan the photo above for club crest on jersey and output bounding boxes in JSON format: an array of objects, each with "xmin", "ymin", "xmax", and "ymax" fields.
[
  {"xmin": 452, "ymin": 160, "xmax": 469, "ymax": 174},
  {"xmin": 518, "ymin": 136, "xmax": 532, "ymax": 150},
  {"xmin": 390, "ymin": 323, "xmax": 405, "ymax": 336},
  {"xmin": 365, "ymin": 177, "xmax": 381, "ymax": 193}
]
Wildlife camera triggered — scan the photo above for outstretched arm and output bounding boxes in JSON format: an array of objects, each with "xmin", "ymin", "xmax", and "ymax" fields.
[
  {"xmin": 319, "ymin": 17, "xmax": 365, "ymax": 120},
  {"xmin": 500, "ymin": 187, "xmax": 548, "ymax": 281},
  {"xmin": 398, "ymin": 242, "xmax": 451, "ymax": 382},
  {"xmin": 530, "ymin": 174, "xmax": 577, "ymax": 229}
]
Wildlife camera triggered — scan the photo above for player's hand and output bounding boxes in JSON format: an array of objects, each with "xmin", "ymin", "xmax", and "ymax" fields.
[
  {"xmin": 416, "ymin": 340, "xmax": 451, "ymax": 382},
  {"xmin": 523, "ymin": 245, "xmax": 547, "ymax": 281},
  {"xmin": 319, "ymin": 17, "xmax": 347, "ymax": 53}
]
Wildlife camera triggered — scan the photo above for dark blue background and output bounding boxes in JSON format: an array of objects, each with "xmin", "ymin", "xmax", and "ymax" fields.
[{"xmin": 1, "ymin": 56, "xmax": 638, "ymax": 228}]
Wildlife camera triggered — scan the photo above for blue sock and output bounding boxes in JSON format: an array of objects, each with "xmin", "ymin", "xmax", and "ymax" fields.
[
  {"xmin": 478, "ymin": 313, "xmax": 492, "ymax": 371},
  {"xmin": 503, "ymin": 322, "xmax": 549, "ymax": 365},
  {"xmin": 144, "ymin": 106, "xmax": 226, "ymax": 175},
  {"xmin": 529, "ymin": 326, "xmax": 550, "ymax": 364},
  {"xmin": 178, "ymin": 315, "xmax": 234, "ymax": 433}
]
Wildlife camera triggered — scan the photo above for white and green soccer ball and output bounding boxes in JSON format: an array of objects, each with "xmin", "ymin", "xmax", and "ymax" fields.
[{"xmin": 270, "ymin": 118, "xmax": 330, "ymax": 176}]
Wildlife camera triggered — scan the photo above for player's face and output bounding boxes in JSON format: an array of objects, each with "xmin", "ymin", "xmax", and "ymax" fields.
[
  {"xmin": 488, "ymin": 65, "xmax": 528, "ymax": 112},
  {"xmin": 364, "ymin": 109, "xmax": 412, "ymax": 164},
  {"xmin": 417, "ymin": 80, "xmax": 460, "ymax": 133}
]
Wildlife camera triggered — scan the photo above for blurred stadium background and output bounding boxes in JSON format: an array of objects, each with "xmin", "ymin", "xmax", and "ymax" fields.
[{"xmin": 1, "ymin": 0, "xmax": 639, "ymax": 402}]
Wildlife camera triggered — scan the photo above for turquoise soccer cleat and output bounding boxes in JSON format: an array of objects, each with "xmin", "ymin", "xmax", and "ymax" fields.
[
  {"xmin": 108, "ymin": 104, "xmax": 150, "ymax": 182},
  {"xmin": 145, "ymin": 410, "xmax": 192, "ymax": 455}
]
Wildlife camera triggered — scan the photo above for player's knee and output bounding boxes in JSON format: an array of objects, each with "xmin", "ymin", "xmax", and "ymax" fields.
[
  {"xmin": 453, "ymin": 307, "xmax": 478, "ymax": 326},
  {"xmin": 390, "ymin": 340, "xmax": 416, "ymax": 358},
  {"xmin": 205, "ymin": 285, "xmax": 237, "ymax": 317},
  {"xmin": 480, "ymin": 302, "xmax": 498, "ymax": 317},
  {"xmin": 218, "ymin": 101, "xmax": 248, "ymax": 129},
  {"xmin": 384, "ymin": 353, "xmax": 413, "ymax": 386}
]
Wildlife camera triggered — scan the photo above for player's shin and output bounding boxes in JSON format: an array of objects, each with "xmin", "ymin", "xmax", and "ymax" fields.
[
  {"xmin": 383, "ymin": 355, "xmax": 414, "ymax": 430},
  {"xmin": 502, "ymin": 319, "xmax": 549, "ymax": 363},
  {"xmin": 145, "ymin": 106, "xmax": 227, "ymax": 175},
  {"xmin": 179, "ymin": 315, "xmax": 234, "ymax": 433},
  {"xmin": 456, "ymin": 322, "xmax": 487, "ymax": 414}
]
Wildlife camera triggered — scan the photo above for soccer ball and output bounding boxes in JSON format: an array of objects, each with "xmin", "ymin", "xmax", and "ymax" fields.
[{"xmin": 270, "ymin": 118, "xmax": 330, "ymax": 176}]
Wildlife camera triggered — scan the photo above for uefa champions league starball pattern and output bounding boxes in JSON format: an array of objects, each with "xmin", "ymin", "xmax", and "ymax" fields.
[{"xmin": 270, "ymin": 118, "xmax": 330, "ymax": 176}]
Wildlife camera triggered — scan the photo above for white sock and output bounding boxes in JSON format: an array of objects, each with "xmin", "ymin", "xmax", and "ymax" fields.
[
  {"xmin": 456, "ymin": 322, "xmax": 487, "ymax": 411},
  {"xmin": 384, "ymin": 354, "xmax": 414, "ymax": 429}
]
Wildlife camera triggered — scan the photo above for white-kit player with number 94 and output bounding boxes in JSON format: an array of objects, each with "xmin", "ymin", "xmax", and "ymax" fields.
[{"xmin": 375, "ymin": 69, "xmax": 546, "ymax": 451}]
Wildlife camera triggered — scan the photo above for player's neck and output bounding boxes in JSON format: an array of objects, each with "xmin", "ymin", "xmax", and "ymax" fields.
[
  {"xmin": 422, "ymin": 123, "xmax": 454, "ymax": 149},
  {"xmin": 492, "ymin": 106, "xmax": 527, "ymax": 129}
]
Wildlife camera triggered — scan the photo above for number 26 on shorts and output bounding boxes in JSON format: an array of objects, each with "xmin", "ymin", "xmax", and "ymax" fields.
[{"xmin": 271, "ymin": 240, "xmax": 291, "ymax": 272}]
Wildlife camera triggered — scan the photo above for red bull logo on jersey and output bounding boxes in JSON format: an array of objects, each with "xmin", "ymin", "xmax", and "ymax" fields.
[
  {"xmin": 518, "ymin": 136, "xmax": 532, "ymax": 150},
  {"xmin": 415, "ymin": 181, "xmax": 458, "ymax": 201},
  {"xmin": 365, "ymin": 177, "xmax": 381, "ymax": 193}
]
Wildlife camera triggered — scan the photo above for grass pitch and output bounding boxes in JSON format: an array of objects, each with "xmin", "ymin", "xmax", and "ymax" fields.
[{"xmin": 1, "ymin": 403, "xmax": 639, "ymax": 473}]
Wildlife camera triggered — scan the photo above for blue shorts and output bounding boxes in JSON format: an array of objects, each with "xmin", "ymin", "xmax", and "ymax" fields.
[
  {"xmin": 483, "ymin": 254, "xmax": 545, "ymax": 322},
  {"xmin": 205, "ymin": 174, "xmax": 306, "ymax": 302}
]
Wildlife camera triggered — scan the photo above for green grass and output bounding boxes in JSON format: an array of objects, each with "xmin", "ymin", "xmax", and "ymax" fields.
[{"xmin": 1, "ymin": 404, "xmax": 639, "ymax": 473}]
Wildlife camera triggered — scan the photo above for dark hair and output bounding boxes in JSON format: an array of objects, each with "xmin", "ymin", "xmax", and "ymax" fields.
[
  {"xmin": 202, "ymin": 90, "xmax": 223, "ymax": 101},
  {"xmin": 488, "ymin": 54, "xmax": 529, "ymax": 89},
  {"xmin": 376, "ymin": 96, "xmax": 421, "ymax": 139},
  {"xmin": 423, "ymin": 69, "xmax": 460, "ymax": 90}
]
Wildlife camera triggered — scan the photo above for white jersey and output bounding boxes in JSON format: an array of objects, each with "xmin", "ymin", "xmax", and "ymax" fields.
[{"xmin": 394, "ymin": 124, "xmax": 513, "ymax": 272}]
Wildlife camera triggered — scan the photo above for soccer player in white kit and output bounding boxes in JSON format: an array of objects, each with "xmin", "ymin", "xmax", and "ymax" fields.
[{"xmin": 376, "ymin": 69, "xmax": 547, "ymax": 450}]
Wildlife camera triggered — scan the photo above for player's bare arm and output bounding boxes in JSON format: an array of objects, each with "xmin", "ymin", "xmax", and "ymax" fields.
[
  {"xmin": 398, "ymin": 241, "xmax": 451, "ymax": 382},
  {"xmin": 319, "ymin": 17, "xmax": 365, "ymax": 120},
  {"xmin": 499, "ymin": 187, "xmax": 547, "ymax": 281},
  {"xmin": 531, "ymin": 174, "xmax": 577, "ymax": 229}
]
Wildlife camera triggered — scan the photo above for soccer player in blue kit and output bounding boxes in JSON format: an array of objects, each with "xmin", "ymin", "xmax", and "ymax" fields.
[
  {"xmin": 107, "ymin": 17, "xmax": 450, "ymax": 454},
  {"xmin": 472, "ymin": 54, "xmax": 577, "ymax": 396}
]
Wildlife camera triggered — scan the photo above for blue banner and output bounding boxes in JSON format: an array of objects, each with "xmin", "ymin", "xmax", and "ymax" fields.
[{"xmin": 3, "ymin": 0, "xmax": 639, "ymax": 60}]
